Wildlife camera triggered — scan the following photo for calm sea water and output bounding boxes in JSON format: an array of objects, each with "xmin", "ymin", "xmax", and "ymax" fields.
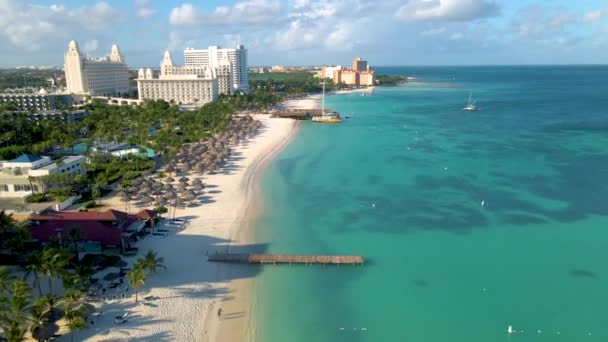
[{"xmin": 252, "ymin": 66, "xmax": 608, "ymax": 342}]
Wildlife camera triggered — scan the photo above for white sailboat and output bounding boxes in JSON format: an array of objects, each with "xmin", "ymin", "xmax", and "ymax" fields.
[
  {"xmin": 312, "ymin": 80, "xmax": 342, "ymax": 123},
  {"xmin": 463, "ymin": 91, "xmax": 479, "ymax": 111}
]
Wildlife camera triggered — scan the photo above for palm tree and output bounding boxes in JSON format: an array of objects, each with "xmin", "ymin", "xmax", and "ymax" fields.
[
  {"xmin": 127, "ymin": 267, "xmax": 146, "ymax": 302},
  {"xmin": 29, "ymin": 296, "xmax": 54, "ymax": 342},
  {"xmin": 0, "ymin": 280, "xmax": 33, "ymax": 342},
  {"xmin": 67, "ymin": 227, "xmax": 82, "ymax": 254},
  {"xmin": 141, "ymin": 250, "xmax": 166, "ymax": 275},
  {"xmin": 3, "ymin": 226, "xmax": 31, "ymax": 256},
  {"xmin": 24, "ymin": 252, "xmax": 44, "ymax": 297},
  {"xmin": 40, "ymin": 248, "xmax": 69, "ymax": 296},
  {"xmin": 0, "ymin": 266, "xmax": 16, "ymax": 295},
  {"xmin": 61, "ymin": 290, "xmax": 86, "ymax": 342},
  {"xmin": 0, "ymin": 210, "xmax": 16, "ymax": 234}
]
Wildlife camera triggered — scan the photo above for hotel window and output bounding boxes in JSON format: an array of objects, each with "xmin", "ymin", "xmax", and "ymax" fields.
[
  {"xmin": 14, "ymin": 184, "xmax": 32, "ymax": 192},
  {"xmin": 0, "ymin": 184, "xmax": 8, "ymax": 192}
]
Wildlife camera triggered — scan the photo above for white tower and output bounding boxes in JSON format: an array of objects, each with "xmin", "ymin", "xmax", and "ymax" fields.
[
  {"xmin": 64, "ymin": 40, "xmax": 88, "ymax": 94},
  {"xmin": 160, "ymin": 51, "xmax": 176, "ymax": 76},
  {"xmin": 110, "ymin": 44, "xmax": 124, "ymax": 63}
]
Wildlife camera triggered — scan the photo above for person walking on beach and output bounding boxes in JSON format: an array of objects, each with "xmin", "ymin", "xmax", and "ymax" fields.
[{"xmin": 217, "ymin": 308, "xmax": 222, "ymax": 319}]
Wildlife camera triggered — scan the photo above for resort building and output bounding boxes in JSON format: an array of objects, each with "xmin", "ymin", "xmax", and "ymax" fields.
[
  {"xmin": 0, "ymin": 154, "xmax": 86, "ymax": 199},
  {"xmin": 330, "ymin": 57, "xmax": 375, "ymax": 87},
  {"xmin": 27, "ymin": 109, "xmax": 88, "ymax": 123},
  {"xmin": 137, "ymin": 51, "xmax": 220, "ymax": 105},
  {"xmin": 321, "ymin": 65, "xmax": 342, "ymax": 79},
  {"xmin": 64, "ymin": 40, "xmax": 130, "ymax": 96},
  {"xmin": 184, "ymin": 45, "xmax": 249, "ymax": 93},
  {"xmin": 352, "ymin": 57, "xmax": 368, "ymax": 72},
  {"xmin": 0, "ymin": 89, "xmax": 73, "ymax": 112},
  {"xmin": 29, "ymin": 209, "xmax": 159, "ymax": 253}
]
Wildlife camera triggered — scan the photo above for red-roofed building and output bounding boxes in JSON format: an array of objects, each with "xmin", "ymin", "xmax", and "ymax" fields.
[{"xmin": 30, "ymin": 209, "xmax": 158, "ymax": 254}]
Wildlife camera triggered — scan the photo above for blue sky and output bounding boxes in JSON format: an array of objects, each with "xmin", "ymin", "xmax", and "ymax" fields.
[{"xmin": 1, "ymin": 0, "xmax": 607, "ymax": 67}]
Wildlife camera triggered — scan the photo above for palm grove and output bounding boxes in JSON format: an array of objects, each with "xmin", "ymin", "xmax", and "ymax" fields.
[{"xmin": 0, "ymin": 210, "xmax": 168, "ymax": 341}]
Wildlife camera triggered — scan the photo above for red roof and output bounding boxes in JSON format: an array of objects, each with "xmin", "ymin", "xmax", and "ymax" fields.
[
  {"xmin": 32, "ymin": 209, "xmax": 128, "ymax": 222},
  {"xmin": 136, "ymin": 209, "xmax": 158, "ymax": 220},
  {"xmin": 30, "ymin": 209, "xmax": 143, "ymax": 247},
  {"xmin": 30, "ymin": 220, "xmax": 124, "ymax": 246}
]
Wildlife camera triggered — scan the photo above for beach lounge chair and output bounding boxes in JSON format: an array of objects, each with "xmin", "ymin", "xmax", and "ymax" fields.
[{"xmin": 114, "ymin": 313, "xmax": 128, "ymax": 324}]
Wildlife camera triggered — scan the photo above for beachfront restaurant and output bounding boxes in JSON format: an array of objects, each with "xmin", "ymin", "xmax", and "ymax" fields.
[{"xmin": 29, "ymin": 209, "xmax": 158, "ymax": 255}]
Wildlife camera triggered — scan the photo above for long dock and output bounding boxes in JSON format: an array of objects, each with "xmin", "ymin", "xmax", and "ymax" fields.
[
  {"xmin": 208, "ymin": 253, "xmax": 364, "ymax": 265},
  {"xmin": 271, "ymin": 109, "xmax": 339, "ymax": 120}
]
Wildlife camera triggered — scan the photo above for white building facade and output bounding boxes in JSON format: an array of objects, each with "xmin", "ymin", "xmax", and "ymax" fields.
[
  {"xmin": 64, "ymin": 40, "xmax": 130, "ymax": 96},
  {"xmin": 137, "ymin": 51, "xmax": 219, "ymax": 105},
  {"xmin": 184, "ymin": 45, "xmax": 249, "ymax": 93},
  {"xmin": 0, "ymin": 154, "xmax": 86, "ymax": 199}
]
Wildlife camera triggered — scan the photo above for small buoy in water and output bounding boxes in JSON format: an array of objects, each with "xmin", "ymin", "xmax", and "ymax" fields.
[
  {"xmin": 481, "ymin": 200, "xmax": 485, "ymax": 207},
  {"xmin": 507, "ymin": 325, "xmax": 514, "ymax": 334},
  {"xmin": 361, "ymin": 328, "xmax": 367, "ymax": 331},
  {"xmin": 372, "ymin": 203, "xmax": 376, "ymax": 208},
  {"xmin": 444, "ymin": 167, "xmax": 448, "ymax": 171},
  {"xmin": 339, "ymin": 328, "xmax": 344, "ymax": 330},
  {"xmin": 482, "ymin": 287, "xmax": 487, "ymax": 292},
  {"xmin": 537, "ymin": 330, "xmax": 542, "ymax": 334}
]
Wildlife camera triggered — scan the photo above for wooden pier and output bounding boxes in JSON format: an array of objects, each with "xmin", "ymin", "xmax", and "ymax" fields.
[
  {"xmin": 208, "ymin": 253, "xmax": 363, "ymax": 265},
  {"xmin": 271, "ymin": 109, "xmax": 339, "ymax": 120}
]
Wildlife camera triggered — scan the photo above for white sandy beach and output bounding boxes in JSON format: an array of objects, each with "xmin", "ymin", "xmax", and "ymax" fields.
[
  {"xmin": 281, "ymin": 94, "xmax": 321, "ymax": 110},
  {"xmin": 77, "ymin": 114, "xmax": 297, "ymax": 342}
]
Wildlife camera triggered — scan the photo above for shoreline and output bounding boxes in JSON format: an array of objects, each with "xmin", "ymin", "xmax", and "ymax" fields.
[
  {"xmin": 79, "ymin": 114, "xmax": 298, "ymax": 342},
  {"xmin": 77, "ymin": 94, "xmax": 323, "ymax": 342},
  {"xmin": 213, "ymin": 95, "xmax": 321, "ymax": 341},
  {"xmin": 211, "ymin": 118, "xmax": 300, "ymax": 342}
]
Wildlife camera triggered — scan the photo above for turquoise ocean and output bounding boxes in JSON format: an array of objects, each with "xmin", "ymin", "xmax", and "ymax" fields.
[{"xmin": 252, "ymin": 66, "xmax": 608, "ymax": 342}]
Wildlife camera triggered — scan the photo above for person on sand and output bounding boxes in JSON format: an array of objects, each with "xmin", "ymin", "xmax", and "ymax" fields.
[{"xmin": 218, "ymin": 308, "xmax": 222, "ymax": 318}]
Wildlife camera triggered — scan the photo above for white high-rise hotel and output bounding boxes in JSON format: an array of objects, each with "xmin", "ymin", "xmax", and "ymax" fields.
[
  {"xmin": 184, "ymin": 45, "xmax": 249, "ymax": 93},
  {"xmin": 64, "ymin": 41, "xmax": 129, "ymax": 96},
  {"xmin": 137, "ymin": 51, "xmax": 234, "ymax": 105}
]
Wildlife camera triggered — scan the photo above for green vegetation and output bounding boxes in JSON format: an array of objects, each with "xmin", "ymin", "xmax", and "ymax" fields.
[
  {"xmin": 248, "ymin": 72, "xmax": 347, "ymax": 96},
  {"xmin": 0, "ymin": 68, "xmax": 63, "ymax": 91},
  {"xmin": 25, "ymin": 194, "xmax": 47, "ymax": 203},
  {"xmin": 0, "ymin": 211, "xmax": 93, "ymax": 341},
  {"xmin": 128, "ymin": 250, "xmax": 165, "ymax": 303},
  {"xmin": 83, "ymin": 200, "xmax": 96, "ymax": 209},
  {"xmin": 376, "ymin": 74, "xmax": 407, "ymax": 86},
  {"xmin": 0, "ymin": 210, "xmax": 168, "ymax": 341}
]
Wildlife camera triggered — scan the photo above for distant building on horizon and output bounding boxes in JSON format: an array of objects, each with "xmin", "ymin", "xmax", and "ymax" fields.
[
  {"xmin": 64, "ymin": 40, "xmax": 129, "ymax": 96},
  {"xmin": 184, "ymin": 45, "xmax": 248, "ymax": 93},
  {"xmin": 137, "ymin": 51, "xmax": 222, "ymax": 106},
  {"xmin": 328, "ymin": 57, "xmax": 375, "ymax": 87},
  {"xmin": 321, "ymin": 65, "xmax": 342, "ymax": 79}
]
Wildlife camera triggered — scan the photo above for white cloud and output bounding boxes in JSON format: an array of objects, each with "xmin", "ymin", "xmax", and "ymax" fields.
[
  {"xmin": 0, "ymin": 0, "xmax": 123, "ymax": 50},
  {"xmin": 397, "ymin": 0, "xmax": 500, "ymax": 22},
  {"xmin": 273, "ymin": 0, "xmax": 378, "ymax": 51},
  {"xmin": 83, "ymin": 39, "xmax": 99, "ymax": 55},
  {"xmin": 420, "ymin": 27, "xmax": 447, "ymax": 36},
  {"xmin": 583, "ymin": 10, "xmax": 606, "ymax": 23},
  {"xmin": 508, "ymin": 6, "xmax": 581, "ymax": 47},
  {"xmin": 133, "ymin": 0, "xmax": 157, "ymax": 18},
  {"xmin": 136, "ymin": 7, "xmax": 157, "ymax": 18},
  {"xmin": 169, "ymin": 0, "xmax": 282, "ymax": 26},
  {"xmin": 450, "ymin": 32, "xmax": 463, "ymax": 40}
]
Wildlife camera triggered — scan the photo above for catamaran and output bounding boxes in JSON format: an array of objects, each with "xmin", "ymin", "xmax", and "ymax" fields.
[
  {"xmin": 463, "ymin": 91, "xmax": 479, "ymax": 111},
  {"xmin": 311, "ymin": 80, "xmax": 342, "ymax": 123}
]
